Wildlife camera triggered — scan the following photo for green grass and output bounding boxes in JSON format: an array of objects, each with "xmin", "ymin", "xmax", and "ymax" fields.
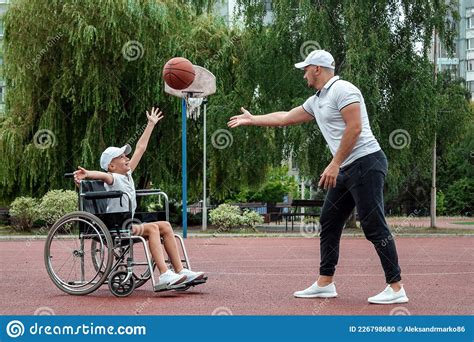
[
  {"xmin": 0, "ymin": 225, "xmax": 51, "ymax": 236},
  {"xmin": 452, "ymin": 221, "xmax": 474, "ymax": 225}
]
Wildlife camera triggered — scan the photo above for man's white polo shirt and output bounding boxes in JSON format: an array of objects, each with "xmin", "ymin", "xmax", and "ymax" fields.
[{"xmin": 302, "ymin": 76, "xmax": 381, "ymax": 168}]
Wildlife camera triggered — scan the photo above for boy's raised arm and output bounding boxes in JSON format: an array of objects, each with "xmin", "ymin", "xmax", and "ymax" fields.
[
  {"xmin": 129, "ymin": 107, "xmax": 163, "ymax": 172},
  {"xmin": 74, "ymin": 166, "xmax": 114, "ymax": 185}
]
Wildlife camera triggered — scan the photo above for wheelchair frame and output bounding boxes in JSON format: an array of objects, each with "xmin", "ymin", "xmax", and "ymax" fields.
[{"xmin": 44, "ymin": 178, "xmax": 202, "ymax": 297}]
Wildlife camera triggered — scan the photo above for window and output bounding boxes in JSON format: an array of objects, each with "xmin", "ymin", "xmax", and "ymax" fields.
[
  {"xmin": 468, "ymin": 60, "xmax": 474, "ymax": 71},
  {"xmin": 467, "ymin": 81, "xmax": 474, "ymax": 92},
  {"xmin": 468, "ymin": 38, "xmax": 474, "ymax": 50},
  {"xmin": 468, "ymin": 15, "xmax": 474, "ymax": 29},
  {"xmin": 264, "ymin": 0, "xmax": 272, "ymax": 11},
  {"xmin": 0, "ymin": 86, "xmax": 5, "ymax": 104}
]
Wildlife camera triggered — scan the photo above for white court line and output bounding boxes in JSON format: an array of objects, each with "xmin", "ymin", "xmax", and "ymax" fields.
[
  {"xmin": 205, "ymin": 271, "xmax": 474, "ymax": 277},
  {"xmin": 195, "ymin": 258, "xmax": 474, "ymax": 265}
]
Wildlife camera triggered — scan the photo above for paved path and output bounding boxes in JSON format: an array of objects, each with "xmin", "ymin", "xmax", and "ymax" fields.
[{"xmin": 1, "ymin": 236, "xmax": 473, "ymax": 315}]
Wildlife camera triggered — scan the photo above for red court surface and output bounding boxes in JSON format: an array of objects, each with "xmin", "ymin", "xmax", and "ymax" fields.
[{"xmin": 0, "ymin": 236, "xmax": 473, "ymax": 316}]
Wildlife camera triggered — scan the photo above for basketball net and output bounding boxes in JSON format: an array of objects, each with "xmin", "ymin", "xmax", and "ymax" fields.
[{"xmin": 186, "ymin": 97, "xmax": 204, "ymax": 121}]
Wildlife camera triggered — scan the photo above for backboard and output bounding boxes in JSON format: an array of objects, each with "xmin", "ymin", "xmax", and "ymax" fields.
[{"xmin": 164, "ymin": 65, "xmax": 216, "ymax": 98}]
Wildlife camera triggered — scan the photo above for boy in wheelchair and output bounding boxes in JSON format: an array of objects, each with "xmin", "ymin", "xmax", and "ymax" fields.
[{"xmin": 74, "ymin": 107, "xmax": 206, "ymax": 292}]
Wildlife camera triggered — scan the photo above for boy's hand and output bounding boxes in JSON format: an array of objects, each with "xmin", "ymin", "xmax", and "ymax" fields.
[
  {"xmin": 146, "ymin": 107, "xmax": 164, "ymax": 126},
  {"xmin": 74, "ymin": 166, "xmax": 88, "ymax": 184}
]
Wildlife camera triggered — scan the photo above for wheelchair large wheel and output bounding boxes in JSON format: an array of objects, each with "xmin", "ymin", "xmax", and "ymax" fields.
[{"xmin": 44, "ymin": 211, "xmax": 113, "ymax": 295}]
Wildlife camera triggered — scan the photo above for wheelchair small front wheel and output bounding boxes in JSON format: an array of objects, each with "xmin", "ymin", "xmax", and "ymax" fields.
[{"xmin": 108, "ymin": 270, "xmax": 135, "ymax": 297}]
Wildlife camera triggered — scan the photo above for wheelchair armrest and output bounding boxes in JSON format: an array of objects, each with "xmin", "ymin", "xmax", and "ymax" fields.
[
  {"xmin": 135, "ymin": 189, "xmax": 164, "ymax": 196},
  {"xmin": 81, "ymin": 190, "xmax": 124, "ymax": 200}
]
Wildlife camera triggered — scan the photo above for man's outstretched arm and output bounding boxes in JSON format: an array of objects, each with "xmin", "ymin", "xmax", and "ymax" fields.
[{"xmin": 227, "ymin": 106, "xmax": 313, "ymax": 128}]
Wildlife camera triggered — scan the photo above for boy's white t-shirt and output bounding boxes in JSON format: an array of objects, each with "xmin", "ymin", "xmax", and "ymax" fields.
[{"xmin": 104, "ymin": 170, "xmax": 137, "ymax": 215}]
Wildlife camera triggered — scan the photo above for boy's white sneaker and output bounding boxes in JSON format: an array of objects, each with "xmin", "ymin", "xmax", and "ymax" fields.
[
  {"xmin": 293, "ymin": 282, "xmax": 338, "ymax": 298},
  {"xmin": 368, "ymin": 285, "xmax": 409, "ymax": 304},
  {"xmin": 154, "ymin": 270, "xmax": 187, "ymax": 292},
  {"xmin": 178, "ymin": 268, "xmax": 205, "ymax": 283}
]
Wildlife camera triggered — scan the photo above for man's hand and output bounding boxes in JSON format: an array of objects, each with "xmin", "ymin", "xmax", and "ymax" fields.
[
  {"xmin": 146, "ymin": 107, "xmax": 164, "ymax": 126},
  {"xmin": 74, "ymin": 166, "xmax": 89, "ymax": 185},
  {"xmin": 319, "ymin": 162, "xmax": 340, "ymax": 190},
  {"xmin": 228, "ymin": 107, "xmax": 254, "ymax": 128}
]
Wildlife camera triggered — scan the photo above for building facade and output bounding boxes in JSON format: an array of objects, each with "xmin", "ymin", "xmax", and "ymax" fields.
[{"xmin": 432, "ymin": 0, "xmax": 474, "ymax": 99}]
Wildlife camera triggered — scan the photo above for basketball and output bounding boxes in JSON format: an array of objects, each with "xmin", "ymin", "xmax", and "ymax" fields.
[{"xmin": 162, "ymin": 57, "xmax": 196, "ymax": 90}]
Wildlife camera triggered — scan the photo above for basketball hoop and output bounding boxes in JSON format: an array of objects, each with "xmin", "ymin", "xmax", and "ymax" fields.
[
  {"xmin": 164, "ymin": 65, "xmax": 216, "ymax": 237},
  {"xmin": 186, "ymin": 97, "xmax": 204, "ymax": 120},
  {"xmin": 164, "ymin": 65, "xmax": 216, "ymax": 98}
]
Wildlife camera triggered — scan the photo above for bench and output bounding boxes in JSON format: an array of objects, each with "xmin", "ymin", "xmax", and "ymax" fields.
[{"xmin": 281, "ymin": 199, "xmax": 324, "ymax": 232}]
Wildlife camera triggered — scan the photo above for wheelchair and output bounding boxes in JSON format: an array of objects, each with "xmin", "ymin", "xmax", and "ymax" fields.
[{"xmin": 44, "ymin": 174, "xmax": 206, "ymax": 297}]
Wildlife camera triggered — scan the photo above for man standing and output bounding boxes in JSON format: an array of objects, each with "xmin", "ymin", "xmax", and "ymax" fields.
[{"xmin": 227, "ymin": 50, "xmax": 408, "ymax": 304}]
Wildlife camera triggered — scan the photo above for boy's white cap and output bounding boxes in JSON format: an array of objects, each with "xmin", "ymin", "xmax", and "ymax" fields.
[
  {"xmin": 294, "ymin": 50, "xmax": 335, "ymax": 70},
  {"xmin": 100, "ymin": 144, "xmax": 132, "ymax": 171}
]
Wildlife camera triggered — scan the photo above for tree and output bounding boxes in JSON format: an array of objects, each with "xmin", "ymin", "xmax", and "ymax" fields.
[
  {"xmin": 0, "ymin": 0, "xmax": 273, "ymax": 204},
  {"xmin": 234, "ymin": 0, "xmax": 470, "ymax": 214}
]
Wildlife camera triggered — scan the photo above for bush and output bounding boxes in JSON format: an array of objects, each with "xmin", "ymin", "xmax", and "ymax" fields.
[
  {"xmin": 436, "ymin": 190, "xmax": 446, "ymax": 216},
  {"xmin": 241, "ymin": 209, "xmax": 264, "ymax": 228},
  {"xmin": 38, "ymin": 190, "xmax": 77, "ymax": 226},
  {"xmin": 225, "ymin": 166, "xmax": 298, "ymax": 204},
  {"xmin": 9, "ymin": 196, "xmax": 39, "ymax": 231},
  {"xmin": 209, "ymin": 204, "xmax": 244, "ymax": 231},
  {"xmin": 444, "ymin": 178, "xmax": 474, "ymax": 216},
  {"xmin": 209, "ymin": 204, "xmax": 263, "ymax": 231},
  {"xmin": 188, "ymin": 212, "xmax": 203, "ymax": 226}
]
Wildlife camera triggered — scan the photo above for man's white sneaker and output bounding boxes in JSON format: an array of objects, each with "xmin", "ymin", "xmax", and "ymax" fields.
[
  {"xmin": 293, "ymin": 282, "xmax": 338, "ymax": 298},
  {"xmin": 178, "ymin": 268, "xmax": 205, "ymax": 283},
  {"xmin": 154, "ymin": 270, "xmax": 187, "ymax": 292},
  {"xmin": 368, "ymin": 285, "xmax": 409, "ymax": 304}
]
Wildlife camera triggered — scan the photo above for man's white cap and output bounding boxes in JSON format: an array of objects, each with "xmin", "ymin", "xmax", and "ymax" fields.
[
  {"xmin": 100, "ymin": 144, "xmax": 132, "ymax": 171},
  {"xmin": 294, "ymin": 50, "xmax": 335, "ymax": 70}
]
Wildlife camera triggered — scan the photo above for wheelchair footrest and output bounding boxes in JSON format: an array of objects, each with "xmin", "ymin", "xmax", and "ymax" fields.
[{"xmin": 187, "ymin": 276, "xmax": 208, "ymax": 287}]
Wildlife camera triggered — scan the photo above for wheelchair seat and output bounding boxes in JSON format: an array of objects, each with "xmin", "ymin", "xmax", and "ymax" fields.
[
  {"xmin": 80, "ymin": 180, "xmax": 166, "ymax": 236},
  {"xmin": 80, "ymin": 180, "xmax": 132, "ymax": 237}
]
